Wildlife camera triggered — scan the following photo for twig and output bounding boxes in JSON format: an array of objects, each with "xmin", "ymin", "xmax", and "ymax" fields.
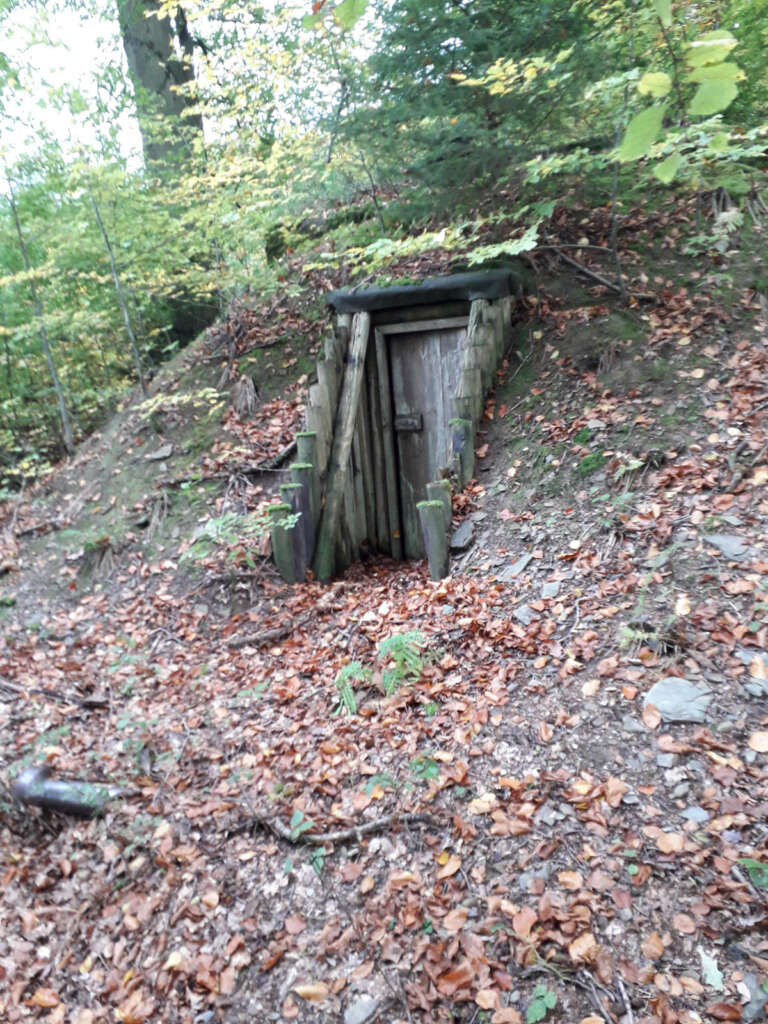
[
  {"xmin": 252, "ymin": 811, "xmax": 437, "ymax": 846},
  {"xmin": 552, "ymin": 248, "xmax": 625, "ymax": 294},
  {"xmin": 615, "ymin": 972, "xmax": 635, "ymax": 1024},
  {"xmin": 227, "ymin": 623, "xmax": 293, "ymax": 649}
]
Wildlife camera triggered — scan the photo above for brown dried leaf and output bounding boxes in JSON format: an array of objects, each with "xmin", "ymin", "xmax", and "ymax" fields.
[
  {"xmin": 293, "ymin": 982, "xmax": 329, "ymax": 1002},
  {"xmin": 641, "ymin": 932, "xmax": 665, "ymax": 960},
  {"xmin": 642, "ymin": 703, "xmax": 662, "ymax": 730}
]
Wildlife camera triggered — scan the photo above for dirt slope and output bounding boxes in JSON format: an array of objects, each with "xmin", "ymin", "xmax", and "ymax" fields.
[{"xmin": 0, "ymin": 223, "xmax": 767, "ymax": 1024}]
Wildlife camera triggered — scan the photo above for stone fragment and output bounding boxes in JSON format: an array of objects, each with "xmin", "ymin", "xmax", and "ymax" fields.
[
  {"xmin": 702, "ymin": 533, "xmax": 751, "ymax": 561},
  {"xmin": 450, "ymin": 519, "xmax": 475, "ymax": 552},
  {"xmin": 644, "ymin": 677, "xmax": 712, "ymax": 723},
  {"xmin": 541, "ymin": 581, "xmax": 560, "ymax": 599},
  {"xmin": 344, "ymin": 995, "xmax": 381, "ymax": 1024},
  {"xmin": 498, "ymin": 553, "xmax": 533, "ymax": 581},
  {"xmin": 514, "ymin": 604, "xmax": 537, "ymax": 626},
  {"xmin": 680, "ymin": 805, "xmax": 709, "ymax": 823}
]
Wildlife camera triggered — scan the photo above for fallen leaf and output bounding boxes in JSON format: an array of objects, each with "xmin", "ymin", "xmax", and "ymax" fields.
[
  {"xmin": 293, "ymin": 982, "xmax": 329, "ymax": 1002},
  {"xmin": 581, "ymin": 678, "xmax": 600, "ymax": 696},
  {"xmin": 674, "ymin": 593, "xmax": 691, "ymax": 616},
  {"xmin": 538, "ymin": 721, "xmax": 554, "ymax": 743},
  {"xmin": 672, "ymin": 914, "xmax": 696, "ymax": 934},
  {"xmin": 512, "ymin": 906, "xmax": 537, "ymax": 938},
  {"xmin": 437, "ymin": 854, "xmax": 462, "ymax": 880},
  {"xmin": 641, "ymin": 932, "xmax": 665, "ymax": 960},
  {"xmin": 492, "ymin": 1010, "xmax": 522, "ymax": 1023},
  {"xmin": 476, "ymin": 443, "xmax": 489, "ymax": 458},
  {"xmin": 467, "ymin": 792, "xmax": 498, "ymax": 815},
  {"xmin": 657, "ymin": 832, "xmax": 684, "ymax": 854},
  {"xmin": 750, "ymin": 657, "xmax": 768, "ymax": 680},
  {"xmin": 706, "ymin": 1003, "xmax": 742, "ymax": 1020},
  {"xmin": 748, "ymin": 731, "xmax": 768, "ymax": 752},
  {"xmin": 476, "ymin": 988, "xmax": 501, "ymax": 1010},
  {"xmin": 437, "ymin": 959, "xmax": 475, "ymax": 995},
  {"xmin": 284, "ymin": 914, "xmax": 306, "ymax": 935},
  {"xmin": 442, "ymin": 906, "xmax": 468, "ymax": 932},
  {"xmin": 558, "ymin": 870, "xmax": 584, "ymax": 890},
  {"xmin": 201, "ymin": 889, "xmax": 219, "ymax": 909},
  {"xmin": 569, "ymin": 932, "xmax": 598, "ymax": 964},
  {"xmin": 642, "ymin": 703, "xmax": 661, "ymax": 730},
  {"xmin": 29, "ymin": 988, "xmax": 59, "ymax": 1008}
]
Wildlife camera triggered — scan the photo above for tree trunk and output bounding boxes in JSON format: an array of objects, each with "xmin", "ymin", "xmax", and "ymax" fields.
[{"xmin": 115, "ymin": 0, "xmax": 204, "ymax": 172}]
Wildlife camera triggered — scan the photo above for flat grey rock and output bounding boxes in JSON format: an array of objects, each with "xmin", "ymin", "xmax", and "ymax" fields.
[
  {"xmin": 703, "ymin": 533, "xmax": 751, "ymax": 561},
  {"xmin": 644, "ymin": 677, "xmax": 712, "ymax": 723},
  {"xmin": 742, "ymin": 974, "xmax": 768, "ymax": 1021},
  {"xmin": 345, "ymin": 995, "xmax": 381, "ymax": 1024},
  {"xmin": 681, "ymin": 805, "xmax": 709, "ymax": 823},
  {"xmin": 744, "ymin": 679, "xmax": 768, "ymax": 698},
  {"xmin": 621, "ymin": 714, "xmax": 646, "ymax": 734},
  {"xmin": 450, "ymin": 519, "xmax": 475, "ymax": 552},
  {"xmin": 498, "ymin": 553, "xmax": 533, "ymax": 581},
  {"xmin": 514, "ymin": 604, "xmax": 537, "ymax": 626},
  {"xmin": 145, "ymin": 443, "xmax": 174, "ymax": 461},
  {"xmin": 656, "ymin": 753, "xmax": 677, "ymax": 768},
  {"xmin": 541, "ymin": 581, "xmax": 561, "ymax": 599}
]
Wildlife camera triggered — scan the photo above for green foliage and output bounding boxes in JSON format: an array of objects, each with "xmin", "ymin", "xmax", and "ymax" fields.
[
  {"xmin": 378, "ymin": 630, "xmax": 428, "ymax": 696},
  {"xmin": 180, "ymin": 510, "xmax": 275, "ymax": 566},
  {"xmin": 526, "ymin": 985, "xmax": 557, "ymax": 1023},
  {"xmin": 334, "ymin": 661, "xmax": 369, "ymax": 715},
  {"xmin": 289, "ymin": 808, "xmax": 316, "ymax": 840},
  {"xmin": 740, "ymin": 858, "xmax": 768, "ymax": 889}
]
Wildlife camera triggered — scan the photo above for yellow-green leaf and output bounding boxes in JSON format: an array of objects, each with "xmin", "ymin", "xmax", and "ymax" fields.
[
  {"xmin": 650, "ymin": 0, "xmax": 672, "ymax": 27},
  {"xmin": 638, "ymin": 72, "xmax": 672, "ymax": 98},
  {"xmin": 687, "ymin": 61, "xmax": 744, "ymax": 84},
  {"xmin": 686, "ymin": 30, "xmax": 737, "ymax": 68},
  {"xmin": 654, "ymin": 152, "xmax": 682, "ymax": 183},
  {"xmin": 618, "ymin": 104, "xmax": 667, "ymax": 162},
  {"xmin": 333, "ymin": 0, "xmax": 367, "ymax": 30},
  {"xmin": 689, "ymin": 80, "xmax": 738, "ymax": 117},
  {"xmin": 709, "ymin": 132, "xmax": 729, "ymax": 153}
]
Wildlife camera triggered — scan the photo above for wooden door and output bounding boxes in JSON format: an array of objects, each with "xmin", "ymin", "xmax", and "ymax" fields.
[{"xmin": 387, "ymin": 322, "xmax": 466, "ymax": 559}]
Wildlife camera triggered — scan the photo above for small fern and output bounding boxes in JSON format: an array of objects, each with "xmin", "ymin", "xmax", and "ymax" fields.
[
  {"xmin": 377, "ymin": 631, "xmax": 428, "ymax": 696},
  {"xmin": 334, "ymin": 662, "xmax": 369, "ymax": 714}
]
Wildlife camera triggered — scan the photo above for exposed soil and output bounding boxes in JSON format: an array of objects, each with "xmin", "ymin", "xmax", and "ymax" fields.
[{"xmin": 1, "ymin": 220, "xmax": 767, "ymax": 1024}]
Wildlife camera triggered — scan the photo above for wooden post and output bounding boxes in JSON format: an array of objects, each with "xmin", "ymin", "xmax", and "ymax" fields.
[
  {"xmin": 296, "ymin": 430, "xmax": 317, "ymax": 466},
  {"xmin": 305, "ymin": 404, "xmax": 330, "ymax": 475},
  {"xmin": 367, "ymin": 357, "xmax": 390, "ymax": 552},
  {"xmin": 313, "ymin": 312, "xmax": 372, "ymax": 583},
  {"xmin": 451, "ymin": 417, "xmax": 475, "ymax": 486},
  {"xmin": 458, "ymin": 367, "xmax": 483, "ymax": 424},
  {"xmin": 269, "ymin": 503, "xmax": 297, "ymax": 583},
  {"xmin": 417, "ymin": 501, "xmax": 450, "ymax": 580},
  {"xmin": 280, "ymin": 482, "xmax": 311, "ymax": 581},
  {"xmin": 427, "ymin": 479, "xmax": 452, "ymax": 531},
  {"xmin": 291, "ymin": 461, "xmax": 319, "ymax": 533},
  {"xmin": 374, "ymin": 328, "xmax": 404, "ymax": 560},
  {"xmin": 317, "ymin": 359, "xmax": 340, "ymax": 422}
]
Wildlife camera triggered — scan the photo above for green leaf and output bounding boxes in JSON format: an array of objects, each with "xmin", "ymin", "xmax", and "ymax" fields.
[
  {"xmin": 618, "ymin": 104, "xmax": 667, "ymax": 162},
  {"xmin": 302, "ymin": 13, "xmax": 322, "ymax": 29},
  {"xmin": 689, "ymin": 80, "xmax": 738, "ymax": 116},
  {"xmin": 650, "ymin": 0, "xmax": 672, "ymax": 27},
  {"xmin": 740, "ymin": 858, "xmax": 768, "ymax": 889},
  {"xmin": 709, "ymin": 132, "xmax": 729, "ymax": 153},
  {"xmin": 654, "ymin": 151, "xmax": 682, "ymax": 183},
  {"xmin": 333, "ymin": 0, "xmax": 367, "ymax": 30},
  {"xmin": 638, "ymin": 72, "xmax": 672, "ymax": 97},
  {"xmin": 687, "ymin": 61, "xmax": 743, "ymax": 84},
  {"xmin": 686, "ymin": 30, "xmax": 737, "ymax": 68}
]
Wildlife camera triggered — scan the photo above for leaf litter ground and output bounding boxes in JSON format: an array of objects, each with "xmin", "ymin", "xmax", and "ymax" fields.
[{"xmin": 1, "ymin": 206, "xmax": 767, "ymax": 1024}]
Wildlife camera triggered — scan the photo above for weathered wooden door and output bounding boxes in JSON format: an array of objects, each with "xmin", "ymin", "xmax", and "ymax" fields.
[{"xmin": 387, "ymin": 321, "xmax": 467, "ymax": 559}]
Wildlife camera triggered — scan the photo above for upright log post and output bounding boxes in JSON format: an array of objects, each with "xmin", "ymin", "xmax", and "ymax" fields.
[
  {"xmin": 417, "ymin": 500, "xmax": 450, "ymax": 580},
  {"xmin": 312, "ymin": 312, "xmax": 371, "ymax": 582}
]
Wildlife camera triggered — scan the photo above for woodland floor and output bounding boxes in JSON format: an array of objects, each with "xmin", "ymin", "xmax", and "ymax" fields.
[{"xmin": 1, "ymin": 201, "xmax": 767, "ymax": 1024}]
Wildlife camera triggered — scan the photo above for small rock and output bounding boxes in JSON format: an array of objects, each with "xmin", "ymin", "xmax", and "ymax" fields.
[
  {"xmin": 534, "ymin": 803, "xmax": 562, "ymax": 826},
  {"xmin": 741, "ymin": 973, "xmax": 768, "ymax": 1022},
  {"xmin": 145, "ymin": 443, "xmax": 174, "ymax": 462},
  {"xmin": 681, "ymin": 805, "xmax": 709, "ymax": 823},
  {"xmin": 587, "ymin": 419, "xmax": 606, "ymax": 430},
  {"xmin": 621, "ymin": 791, "xmax": 640, "ymax": 805},
  {"xmin": 541, "ymin": 581, "xmax": 561, "ymax": 599},
  {"xmin": 498, "ymin": 553, "xmax": 533, "ymax": 581},
  {"xmin": 703, "ymin": 533, "xmax": 751, "ymax": 561},
  {"xmin": 344, "ymin": 995, "xmax": 380, "ymax": 1024},
  {"xmin": 656, "ymin": 753, "xmax": 677, "ymax": 768},
  {"xmin": 514, "ymin": 604, "xmax": 537, "ymax": 626},
  {"xmin": 450, "ymin": 520, "xmax": 475, "ymax": 552},
  {"xmin": 671, "ymin": 782, "xmax": 691, "ymax": 799},
  {"xmin": 621, "ymin": 714, "xmax": 646, "ymax": 734},
  {"xmin": 644, "ymin": 677, "xmax": 713, "ymax": 723}
]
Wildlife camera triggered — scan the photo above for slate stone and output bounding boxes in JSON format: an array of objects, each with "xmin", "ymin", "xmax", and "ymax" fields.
[
  {"xmin": 742, "ymin": 974, "xmax": 768, "ymax": 1022},
  {"xmin": 498, "ymin": 553, "xmax": 533, "ymax": 581},
  {"xmin": 702, "ymin": 533, "xmax": 751, "ymax": 561},
  {"xmin": 541, "ymin": 581, "xmax": 561, "ymax": 599},
  {"xmin": 656, "ymin": 753, "xmax": 677, "ymax": 768},
  {"xmin": 621, "ymin": 714, "xmax": 646, "ymax": 734},
  {"xmin": 344, "ymin": 995, "xmax": 381, "ymax": 1024},
  {"xmin": 514, "ymin": 604, "xmax": 537, "ymax": 626},
  {"xmin": 681, "ymin": 805, "xmax": 709, "ymax": 823},
  {"xmin": 450, "ymin": 519, "xmax": 475, "ymax": 552},
  {"xmin": 644, "ymin": 677, "xmax": 713, "ymax": 723},
  {"xmin": 145, "ymin": 443, "xmax": 174, "ymax": 462}
]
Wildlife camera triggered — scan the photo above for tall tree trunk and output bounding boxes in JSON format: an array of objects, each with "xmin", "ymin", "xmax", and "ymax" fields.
[
  {"xmin": 6, "ymin": 179, "xmax": 74, "ymax": 456},
  {"xmin": 115, "ymin": 0, "xmax": 204, "ymax": 172}
]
